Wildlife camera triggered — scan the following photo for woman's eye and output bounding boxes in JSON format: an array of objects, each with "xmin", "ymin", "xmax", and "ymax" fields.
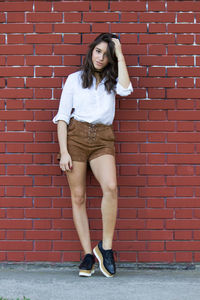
[{"xmin": 96, "ymin": 49, "xmax": 101, "ymax": 53}]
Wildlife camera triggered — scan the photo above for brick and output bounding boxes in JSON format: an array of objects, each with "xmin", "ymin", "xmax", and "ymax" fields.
[
  {"xmin": 167, "ymin": 2, "xmax": 200, "ymax": 12},
  {"xmin": 140, "ymin": 34, "xmax": 175, "ymax": 44},
  {"xmin": 139, "ymin": 121, "xmax": 175, "ymax": 131},
  {"xmin": 34, "ymin": 198, "xmax": 52, "ymax": 208},
  {"xmin": 111, "ymin": 23, "xmax": 147, "ymax": 33},
  {"xmin": 0, "ymin": 111, "xmax": 33, "ymax": 120},
  {"xmin": 26, "ymin": 34, "xmax": 62, "ymax": 44},
  {"xmin": 91, "ymin": 1, "xmax": 108, "ymax": 11},
  {"xmin": 0, "ymin": 133, "xmax": 33, "ymax": 142},
  {"xmin": 0, "ymin": 220, "xmax": 32, "ymax": 229},
  {"xmin": 0, "ymin": 89, "xmax": 33, "ymax": 99},
  {"xmin": 138, "ymin": 209, "xmax": 173, "ymax": 219},
  {"xmin": 7, "ymin": 78, "xmax": 24, "ymax": 88},
  {"xmin": 168, "ymin": 133, "xmax": 200, "ymax": 142},
  {"xmin": 177, "ymin": 78, "xmax": 194, "ymax": 88},
  {"xmin": 27, "ymin": 13, "xmax": 62, "ymax": 22},
  {"xmin": 25, "ymin": 208, "xmax": 61, "ymax": 219},
  {"xmin": 175, "ymin": 209, "xmax": 193, "ymax": 219},
  {"xmin": 176, "ymin": 252, "xmax": 193, "ymax": 263},
  {"xmin": 6, "ymin": 187, "xmax": 24, "ymax": 196},
  {"xmin": 177, "ymin": 57, "xmax": 194, "ymax": 66},
  {"xmin": 0, "ymin": 197, "xmax": 32, "ymax": 208},
  {"xmin": 7, "ymin": 35, "xmax": 24, "ymax": 44},
  {"xmin": 7, "ymin": 252, "xmax": 25, "ymax": 262},
  {"xmin": 149, "ymin": 45, "xmax": 166, "ymax": 55},
  {"xmin": 26, "ymin": 252, "xmax": 61, "ymax": 262},
  {"xmin": 139, "ymin": 166, "xmax": 175, "ymax": 175},
  {"xmin": 175, "ymin": 231, "xmax": 192, "ymax": 240},
  {"xmin": 35, "ymin": 44, "xmax": 53, "ymax": 55},
  {"xmin": 177, "ymin": 35, "xmax": 194, "ymax": 45},
  {"xmin": 26, "ymin": 78, "xmax": 61, "ymax": 88},
  {"xmin": 53, "ymin": 1, "xmax": 89, "ymax": 11},
  {"xmin": 35, "ymin": 1, "xmax": 52, "ymax": 12},
  {"xmin": 149, "ymin": 24, "xmax": 166, "ymax": 33},
  {"xmin": 7, "ymin": 12, "xmax": 25, "ymax": 23},
  {"xmin": 121, "ymin": 13, "xmax": 137, "ymax": 22},
  {"xmin": 0, "ymin": 67, "xmax": 33, "ymax": 76},
  {"xmin": 139, "ymin": 78, "xmax": 174, "ymax": 88},
  {"xmin": 177, "ymin": 13, "xmax": 194, "ymax": 23},
  {"xmin": 7, "ymin": 209, "xmax": 24, "ymax": 219},
  {"xmin": 140, "ymin": 56, "xmax": 175, "ymax": 66},
  {"xmin": 54, "ymin": 24, "xmax": 90, "ymax": 33},
  {"xmin": 140, "ymin": 144, "xmax": 176, "ymax": 153},
  {"xmin": 7, "ymin": 56, "xmax": 24, "ymax": 66},
  {"xmin": 63, "ymin": 252, "xmax": 80, "ymax": 262},
  {"xmin": 140, "ymin": 12, "xmax": 175, "ymax": 23},
  {"xmin": 167, "ymin": 241, "xmax": 200, "ymax": 251},
  {"xmin": 168, "ymin": 154, "xmax": 200, "ymax": 164},
  {"xmin": 26, "ymin": 231, "xmax": 61, "ymax": 240},
  {"xmin": 35, "ymin": 24, "xmax": 53, "ymax": 33},
  {"xmin": 25, "ymin": 187, "xmax": 61, "ymax": 197},
  {"xmin": 166, "ymin": 220, "xmax": 200, "ymax": 230},
  {"xmin": 0, "ymin": 24, "xmax": 33, "ymax": 33},
  {"xmin": 0, "ymin": 79, "xmax": 5, "ymax": 88},
  {"xmin": 139, "ymin": 187, "xmax": 174, "ymax": 197},
  {"xmin": 6, "ymin": 144, "xmax": 24, "ymax": 153},
  {"xmin": 83, "ymin": 12, "xmax": 119, "ymax": 22},
  {"xmin": 0, "ymin": 13, "xmax": 5, "ymax": 23},
  {"xmin": 168, "ymin": 46, "xmax": 200, "ymax": 55},
  {"xmin": 0, "ymin": 177, "xmax": 32, "ymax": 186},
  {"xmin": 91, "ymin": 23, "xmax": 110, "ymax": 33},
  {"xmin": 0, "ymin": 45, "xmax": 33, "ymax": 55},
  {"xmin": 168, "ymin": 67, "xmax": 200, "ymax": 77},
  {"xmin": 0, "ymin": 2, "xmax": 33, "ymax": 11},
  {"xmin": 54, "ymin": 44, "xmax": 87, "ymax": 55},
  {"xmin": 110, "ymin": 2, "xmax": 146, "ymax": 12}
]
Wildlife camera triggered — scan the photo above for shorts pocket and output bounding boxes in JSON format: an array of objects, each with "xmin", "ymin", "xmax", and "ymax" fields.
[{"xmin": 102, "ymin": 127, "xmax": 115, "ymax": 142}]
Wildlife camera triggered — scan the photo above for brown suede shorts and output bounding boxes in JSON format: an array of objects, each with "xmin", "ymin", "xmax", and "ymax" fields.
[{"xmin": 63, "ymin": 118, "xmax": 115, "ymax": 162}]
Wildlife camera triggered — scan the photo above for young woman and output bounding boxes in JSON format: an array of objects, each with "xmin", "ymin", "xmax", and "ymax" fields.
[{"xmin": 53, "ymin": 33, "xmax": 133, "ymax": 277}]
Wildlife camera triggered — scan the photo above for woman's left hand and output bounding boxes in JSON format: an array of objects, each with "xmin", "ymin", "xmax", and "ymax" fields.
[{"xmin": 112, "ymin": 38, "xmax": 123, "ymax": 60}]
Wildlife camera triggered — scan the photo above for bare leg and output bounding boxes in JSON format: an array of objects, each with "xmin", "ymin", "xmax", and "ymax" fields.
[
  {"xmin": 66, "ymin": 161, "xmax": 92, "ymax": 255},
  {"xmin": 90, "ymin": 155, "xmax": 118, "ymax": 250}
]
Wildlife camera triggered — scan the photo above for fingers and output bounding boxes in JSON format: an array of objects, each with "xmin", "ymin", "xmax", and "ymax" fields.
[
  {"xmin": 59, "ymin": 156, "xmax": 73, "ymax": 172},
  {"xmin": 112, "ymin": 38, "xmax": 121, "ymax": 46},
  {"xmin": 112, "ymin": 38, "xmax": 122, "ymax": 58}
]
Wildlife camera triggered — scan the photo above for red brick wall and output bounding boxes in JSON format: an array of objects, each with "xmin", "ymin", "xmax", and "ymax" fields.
[{"xmin": 1, "ymin": 0, "xmax": 200, "ymax": 264}]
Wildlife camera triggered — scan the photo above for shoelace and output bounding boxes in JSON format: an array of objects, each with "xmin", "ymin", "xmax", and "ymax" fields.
[{"xmin": 105, "ymin": 250, "xmax": 115, "ymax": 263}]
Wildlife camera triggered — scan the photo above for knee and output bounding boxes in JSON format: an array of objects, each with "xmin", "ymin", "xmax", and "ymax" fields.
[
  {"xmin": 71, "ymin": 189, "xmax": 86, "ymax": 206},
  {"xmin": 103, "ymin": 181, "xmax": 118, "ymax": 197}
]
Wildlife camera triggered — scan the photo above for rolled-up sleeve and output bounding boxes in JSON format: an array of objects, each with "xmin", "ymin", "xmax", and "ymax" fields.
[
  {"xmin": 116, "ymin": 80, "xmax": 133, "ymax": 97},
  {"xmin": 52, "ymin": 74, "xmax": 74, "ymax": 125}
]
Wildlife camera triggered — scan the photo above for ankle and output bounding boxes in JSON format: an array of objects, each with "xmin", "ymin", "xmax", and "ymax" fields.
[{"xmin": 102, "ymin": 241, "xmax": 112, "ymax": 250}]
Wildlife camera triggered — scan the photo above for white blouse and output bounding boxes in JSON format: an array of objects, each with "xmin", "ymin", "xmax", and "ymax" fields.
[{"xmin": 53, "ymin": 70, "xmax": 133, "ymax": 125}]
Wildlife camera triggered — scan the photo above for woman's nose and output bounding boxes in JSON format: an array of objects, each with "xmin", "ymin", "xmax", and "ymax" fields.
[{"xmin": 99, "ymin": 53, "xmax": 104, "ymax": 60}]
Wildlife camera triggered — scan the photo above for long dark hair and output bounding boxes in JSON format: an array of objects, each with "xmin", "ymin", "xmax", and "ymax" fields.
[{"xmin": 80, "ymin": 33, "xmax": 119, "ymax": 93}]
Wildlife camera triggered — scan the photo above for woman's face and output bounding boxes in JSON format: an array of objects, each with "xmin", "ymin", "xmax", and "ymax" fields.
[{"xmin": 92, "ymin": 41, "xmax": 109, "ymax": 71}]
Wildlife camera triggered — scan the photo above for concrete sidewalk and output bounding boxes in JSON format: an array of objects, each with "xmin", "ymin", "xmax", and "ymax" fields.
[{"xmin": 0, "ymin": 264, "xmax": 200, "ymax": 300}]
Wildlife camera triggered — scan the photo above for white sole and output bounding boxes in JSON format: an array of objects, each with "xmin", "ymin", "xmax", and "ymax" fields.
[
  {"xmin": 79, "ymin": 267, "xmax": 95, "ymax": 277},
  {"xmin": 93, "ymin": 246, "xmax": 113, "ymax": 278}
]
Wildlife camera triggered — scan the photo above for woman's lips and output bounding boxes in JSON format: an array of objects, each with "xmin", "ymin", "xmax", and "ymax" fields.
[{"xmin": 96, "ymin": 61, "xmax": 103, "ymax": 67}]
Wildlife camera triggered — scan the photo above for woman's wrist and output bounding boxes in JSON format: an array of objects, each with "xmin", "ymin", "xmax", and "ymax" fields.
[
  {"xmin": 117, "ymin": 54, "xmax": 125, "ymax": 63},
  {"xmin": 60, "ymin": 150, "xmax": 69, "ymax": 156}
]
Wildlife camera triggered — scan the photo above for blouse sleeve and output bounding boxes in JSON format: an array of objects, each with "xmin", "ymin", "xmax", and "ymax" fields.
[
  {"xmin": 116, "ymin": 80, "xmax": 133, "ymax": 97},
  {"xmin": 52, "ymin": 74, "xmax": 74, "ymax": 125}
]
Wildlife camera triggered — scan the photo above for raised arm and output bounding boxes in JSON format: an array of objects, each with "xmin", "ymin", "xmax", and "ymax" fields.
[{"xmin": 112, "ymin": 38, "xmax": 131, "ymax": 89}]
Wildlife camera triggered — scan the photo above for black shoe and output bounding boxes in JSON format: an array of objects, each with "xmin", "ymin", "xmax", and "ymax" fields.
[
  {"xmin": 79, "ymin": 253, "xmax": 95, "ymax": 277},
  {"xmin": 93, "ymin": 241, "xmax": 116, "ymax": 278}
]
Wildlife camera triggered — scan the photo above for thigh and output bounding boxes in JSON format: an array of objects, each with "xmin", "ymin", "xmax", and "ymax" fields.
[
  {"xmin": 89, "ymin": 155, "xmax": 117, "ymax": 190},
  {"xmin": 66, "ymin": 161, "xmax": 87, "ymax": 196}
]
